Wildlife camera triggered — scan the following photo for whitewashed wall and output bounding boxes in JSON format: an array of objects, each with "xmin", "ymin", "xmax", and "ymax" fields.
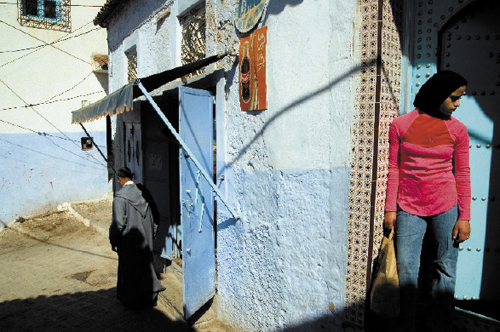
[
  {"xmin": 105, "ymin": 0, "xmax": 356, "ymax": 330},
  {"xmin": 0, "ymin": 1, "xmax": 109, "ymax": 225},
  {"xmin": 215, "ymin": 1, "xmax": 355, "ymax": 331}
]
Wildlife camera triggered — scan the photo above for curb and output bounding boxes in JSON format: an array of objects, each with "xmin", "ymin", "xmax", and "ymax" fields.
[{"xmin": 58, "ymin": 202, "xmax": 109, "ymax": 238}]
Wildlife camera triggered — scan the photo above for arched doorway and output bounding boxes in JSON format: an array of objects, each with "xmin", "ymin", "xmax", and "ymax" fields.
[
  {"xmin": 407, "ymin": 0, "xmax": 500, "ymax": 321},
  {"xmin": 438, "ymin": 0, "xmax": 500, "ymax": 317}
]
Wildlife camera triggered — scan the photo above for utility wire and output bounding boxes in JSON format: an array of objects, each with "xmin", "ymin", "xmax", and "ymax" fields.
[
  {"xmin": 0, "ymin": 119, "xmax": 106, "ymax": 167},
  {"xmin": 0, "ymin": 77, "xmax": 107, "ymax": 168},
  {"xmin": 0, "ymin": 27, "xmax": 101, "ymax": 53},
  {"xmin": 0, "ymin": 69, "xmax": 103, "ymax": 112},
  {"xmin": 0, "ymin": 20, "xmax": 95, "ymax": 69},
  {"xmin": 0, "ymin": 118, "xmax": 101, "ymax": 146},
  {"xmin": 0, "ymin": 19, "xmax": 108, "ymax": 168},
  {"xmin": 0, "ymin": 2, "xmax": 103, "ymax": 7},
  {"xmin": 0, "ymin": 136, "xmax": 106, "ymax": 170},
  {"xmin": 0, "ymin": 19, "xmax": 91, "ymax": 64},
  {"xmin": 45, "ymin": 71, "xmax": 95, "ymax": 102},
  {"xmin": 0, "ymin": 90, "xmax": 102, "ymax": 111}
]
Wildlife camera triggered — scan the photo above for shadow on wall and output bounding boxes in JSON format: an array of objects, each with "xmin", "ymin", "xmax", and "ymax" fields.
[
  {"xmin": 222, "ymin": 56, "xmax": 396, "ymax": 171},
  {"xmin": 265, "ymin": 0, "xmax": 305, "ymax": 16}
]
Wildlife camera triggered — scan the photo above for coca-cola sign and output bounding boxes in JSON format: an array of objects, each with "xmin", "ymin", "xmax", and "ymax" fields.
[{"xmin": 239, "ymin": 26, "xmax": 267, "ymax": 111}]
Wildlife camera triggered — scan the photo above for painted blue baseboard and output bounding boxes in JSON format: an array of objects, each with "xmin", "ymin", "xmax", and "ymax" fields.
[{"xmin": 0, "ymin": 131, "xmax": 109, "ymax": 225}]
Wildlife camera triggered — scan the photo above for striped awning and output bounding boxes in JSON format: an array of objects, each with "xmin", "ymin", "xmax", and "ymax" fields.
[
  {"xmin": 71, "ymin": 53, "xmax": 230, "ymax": 124},
  {"xmin": 71, "ymin": 82, "xmax": 133, "ymax": 124}
]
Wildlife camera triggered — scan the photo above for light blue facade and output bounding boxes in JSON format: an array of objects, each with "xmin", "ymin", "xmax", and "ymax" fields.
[
  {"xmin": 102, "ymin": 0, "xmax": 354, "ymax": 330},
  {"xmin": 0, "ymin": 0, "xmax": 109, "ymax": 227},
  {"xmin": 97, "ymin": 0, "xmax": 500, "ymax": 329},
  {"xmin": 0, "ymin": 131, "xmax": 109, "ymax": 225},
  {"xmin": 216, "ymin": 167, "xmax": 349, "ymax": 330}
]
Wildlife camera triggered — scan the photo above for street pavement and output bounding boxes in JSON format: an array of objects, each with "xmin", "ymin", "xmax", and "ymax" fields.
[{"xmin": 0, "ymin": 198, "xmax": 232, "ymax": 332}]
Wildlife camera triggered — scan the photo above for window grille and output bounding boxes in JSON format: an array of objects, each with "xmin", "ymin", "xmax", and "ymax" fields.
[
  {"xmin": 44, "ymin": 0, "xmax": 57, "ymax": 19},
  {"xmin": 127, "ymin": 51, "xmax": 137, "ymax": 82},
  {"xmin": 18, "ymin": 0, "xmax": 71, "ymax": 32},
  {"xmin": 180, "ymin": 4, "xmax": 206, "ymax": 77}
]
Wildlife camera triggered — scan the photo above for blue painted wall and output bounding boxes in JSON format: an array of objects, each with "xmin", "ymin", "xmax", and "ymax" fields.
[
  {"xmin": 0, "ymin": 130, "xmax": 109, "ymax": 225},
  {"xmin": 104, "ymin": 0, "xmax": 356, "ymax": 330}
]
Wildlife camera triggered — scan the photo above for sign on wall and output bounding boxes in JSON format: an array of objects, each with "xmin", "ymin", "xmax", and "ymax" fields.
[
  {"xmin": 239, "ymin": 26, "xmax": 267, "ymax": 112},
  {"xmin": 235, "ymin": 0, "xmax": 268, "ymax": 33}
]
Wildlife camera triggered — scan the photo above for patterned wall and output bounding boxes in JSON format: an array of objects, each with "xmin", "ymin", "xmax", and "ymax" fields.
[{"xmin": 344, "ymin": 0, "xmax": 403, "ymax": 326}]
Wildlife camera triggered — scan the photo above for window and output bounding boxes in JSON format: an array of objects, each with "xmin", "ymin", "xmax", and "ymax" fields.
[
  {"xmin": 18, "ymin": 0, "xmax": 71, "ymax": 32},
  {"xmin": 23, "ymin": 0, "xmax": 58, "ymax": 20},
  {"xmin": 180, "ymin": 4, "xmax": 206, "ymax": 77},
  {"xmin": 126, "ymin": 49, "xmax": 137, "ymax": 82}
]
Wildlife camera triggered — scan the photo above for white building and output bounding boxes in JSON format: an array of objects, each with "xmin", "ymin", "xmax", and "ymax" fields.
[
  {"xmin": 0, "ymin": 0, "xmax": 110, "ymax": 225},
  {"xmin": 76, "ymin": 0, "xmax": 499, "ymax": 331}
]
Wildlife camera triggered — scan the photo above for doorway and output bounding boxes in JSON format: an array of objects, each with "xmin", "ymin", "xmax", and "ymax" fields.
[
  {"xmin": 140, "ymin": 85, "xmax": 217, "ymax": 320},
  {"xmin": 437, "ymin": 0, "xmax": 500, "ymax": 318}
]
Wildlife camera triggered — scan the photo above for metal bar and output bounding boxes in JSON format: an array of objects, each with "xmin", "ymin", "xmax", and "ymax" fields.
[
  {"xmin": 80, "ymin": 123, "xmax": 117, "ymax": 176},
  {"xmin": 137, "ymin": 81, "xmax": 239, "ymax": 220}
]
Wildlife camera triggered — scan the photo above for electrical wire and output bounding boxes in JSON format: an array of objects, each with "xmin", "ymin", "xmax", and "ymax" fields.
[
  {"xmin": 0, "ymin": 136, "xmax": 106, "ymax": 170},
  {"xmin": 0, "ymin": 20, "xmax": 96, "ymax": 69},
  {"xmin": 45, "ymin": 71, "xmax": 95, "ymax": 102},
  {"xmin": 0, "ymin": 77, "xmax": 108, "ymax": 168},
  {"xmin": 0, "ymin": 2, "xmax": 103, "ymax": 7},
  {"xmin": 0, "ymin": 19, "xmax": 108, "ymax": 168},
  {"xmin": 80, "ymin": 123, "xmax": 116, "ymax": 175},
  {"xmin": 0, "ymin": 119, "xmax": 106, "ymax": 167},
  {"xmin": 0, "ymin": 118, "xmax": 96, "ymax": 145},
  {"xmin": 0, "ymin": 90, "xmax": 102, "ymax": 111},
  {"xmin": 0, "ymin": 19, "xmax": 92, "ymax": 64},
  {"xmin": 0, "ymin": 27, "xmax": 101, "ymax": 54}
]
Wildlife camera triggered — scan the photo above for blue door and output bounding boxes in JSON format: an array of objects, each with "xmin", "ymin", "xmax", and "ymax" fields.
[
  {"xmin": 438, "ymin": 0, "xmax": 500, "ymax": 301},
  {"xmin": 179, "ymin": 86, "xmax": 215, "ymax": 319},
  {"xmin": 408, "ymin": 0, "xmax": 500, "ymax": 304}
]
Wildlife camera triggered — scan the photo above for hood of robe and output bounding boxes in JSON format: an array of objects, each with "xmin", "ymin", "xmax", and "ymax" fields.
[{"xmin": 115, "ymin": 183, "xmax": 149, "ymax": 218}]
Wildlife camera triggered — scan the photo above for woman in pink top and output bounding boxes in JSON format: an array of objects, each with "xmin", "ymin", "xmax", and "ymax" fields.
[{"xmin": 384, "ymin": 71, "xmax": 471, "ymax": 332}]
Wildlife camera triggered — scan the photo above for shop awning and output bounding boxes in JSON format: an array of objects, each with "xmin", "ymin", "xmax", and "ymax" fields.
[
  {"xmin": 71, "ymin": 81, "xmax": 133, "ymax": 124},
  {"xmin": 71, "ymin": 53, "xmax": 228, "ymax": 124},
  {"xmin": 71, "ymin": 50, "xmax": 239, "ymax": 220}
]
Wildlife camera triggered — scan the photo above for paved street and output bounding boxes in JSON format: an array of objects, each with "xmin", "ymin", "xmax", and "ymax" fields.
[{"xmin": 0, "ymin": 199, "xmax": 231, "ymax": 332}]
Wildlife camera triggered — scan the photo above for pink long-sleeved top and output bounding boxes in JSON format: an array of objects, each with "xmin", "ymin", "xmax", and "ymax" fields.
[{"xmin": 385, "ymin": 109, "xmax": 471, "ymax": 220}]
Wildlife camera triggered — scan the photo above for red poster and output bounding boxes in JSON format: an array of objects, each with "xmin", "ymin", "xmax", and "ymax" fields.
[{"xmin": 239, "ymin": 26, "xmax": 267, "ymax": 111}]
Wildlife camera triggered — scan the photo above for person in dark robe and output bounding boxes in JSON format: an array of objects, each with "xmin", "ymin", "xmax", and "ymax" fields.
[{"xmin": 109, "ymin": 167, "xmax": 165, "ymax": 308}]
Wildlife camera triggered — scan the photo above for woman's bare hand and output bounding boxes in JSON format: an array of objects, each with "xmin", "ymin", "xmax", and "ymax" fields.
[
  {"xmin": 453, "ymin": 220, "xmax": 471, "ymax": 243},
  {"xmin": 384, "ymin": 211, "xmax": 397, "ymax": 230}
]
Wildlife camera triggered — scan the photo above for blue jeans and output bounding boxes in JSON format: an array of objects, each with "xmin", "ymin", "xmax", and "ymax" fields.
[{"xmin": 395, "ymin": 205, "xmax": 458, "ymax": 332}]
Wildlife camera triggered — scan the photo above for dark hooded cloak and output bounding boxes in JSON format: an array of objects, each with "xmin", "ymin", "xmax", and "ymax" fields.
[{"xmin": 109, "ymin": 182, "xmax": 165, "ymax": 308}]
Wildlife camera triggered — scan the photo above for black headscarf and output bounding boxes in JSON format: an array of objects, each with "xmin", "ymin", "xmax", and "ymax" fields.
[{"xmin": 413, "ymin": 70, "xmax": 468, "ymax": 118}]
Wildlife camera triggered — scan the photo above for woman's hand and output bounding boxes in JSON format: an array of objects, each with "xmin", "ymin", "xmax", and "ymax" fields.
[
  {"xmin": 384, "ymin": 211, "xmax": 397, "ymax": 229},
  {"xmin": 453, "ymin": 220, "xmax": 471, "ymax": 243}
]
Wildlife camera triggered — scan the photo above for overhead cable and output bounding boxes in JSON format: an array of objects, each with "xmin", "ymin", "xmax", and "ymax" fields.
[
  {"xmin": 0, "ymin": 77, "xmax": 107, "ymax": 168},
  {"xmin": 0, "ymin": 19, "xmax": 91, "ymax": 64},
  {"xmin": 0, "ymin": 27, "xmax": 101, "ymax": 54},
  {"xmin": 0, "ymin": 90, "xmax": 103, "ymax": 112},
  {"xmin": 0, "ymin": 119, "xmax": 107, "ymax": 168},
  {"xmin": 0, "ymin": 2, "xmax": 102, "ymax": 7},
  {"xmin": 0, "ymin": 20, "xmax": 95, "ymax": 69}
]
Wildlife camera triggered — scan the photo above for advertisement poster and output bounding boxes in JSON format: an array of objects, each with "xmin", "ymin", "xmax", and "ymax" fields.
[
  {"xmin": 235, "ymin": 0, "xmax": 267, "ymax": 33},
  {"xmin": 239, "ymin": 26, "xmax": 267, "ymax": 112}
]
